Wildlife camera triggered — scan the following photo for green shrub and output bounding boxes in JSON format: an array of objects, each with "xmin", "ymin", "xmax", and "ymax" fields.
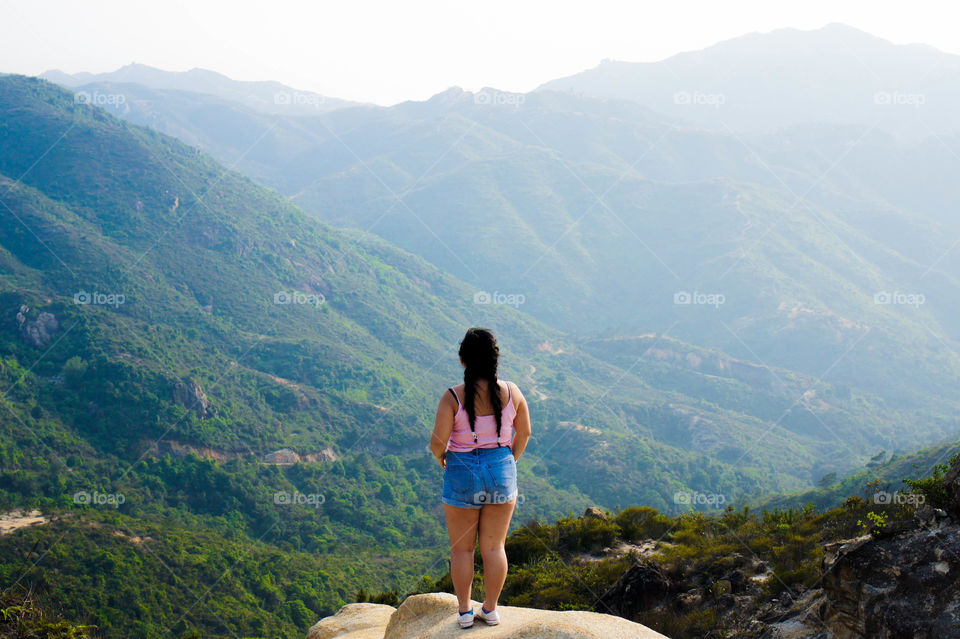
[{"xmin": 904, "ymin": 452, "xmax": 959, "ymax": 511}]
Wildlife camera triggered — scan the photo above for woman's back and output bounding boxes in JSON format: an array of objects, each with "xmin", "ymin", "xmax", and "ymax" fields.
[{"xmin": 447, "ymin": 380, "xmax": 517, "ymax": 451}]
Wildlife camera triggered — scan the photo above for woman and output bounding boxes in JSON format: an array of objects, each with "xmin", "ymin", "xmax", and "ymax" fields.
[{"xmin": 430, "ymin": 328, "xmax": 531, "ymax": 629}]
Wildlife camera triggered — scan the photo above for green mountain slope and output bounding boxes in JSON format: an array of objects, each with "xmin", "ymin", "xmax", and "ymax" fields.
[
  {"xmin": 755, "ymin": 439, "xmax": 960, "ymax": 512},
  {"xmin": 62, "ymin": 75, "xmax": 960, "ymax": 426},
  {"xmin": 284, "ymin": 99, "xmax": 960, "ymax": 419}
]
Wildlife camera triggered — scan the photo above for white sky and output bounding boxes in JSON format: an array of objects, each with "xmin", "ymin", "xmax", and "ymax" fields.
[{"xmin": 1, "ymin": 0, "xmax": 956, "ymax": 105}]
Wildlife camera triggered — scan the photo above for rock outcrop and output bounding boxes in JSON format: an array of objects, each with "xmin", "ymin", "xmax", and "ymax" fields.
[
  {"xmin": 16, "ymin": 305, "xmax": 58, "ymax": 348},
  {"xmin": 263, "ymin": 448, "xmax": 300, "ymax": 465},
  {"xmin": 171, "ymin": 379, "xmax": 214, "ymax": 418},
  {"xmin": 307, "ymin": 602, "xmax": 395, "ymax": 639},
  {"xmin": 583, "ymin": 506, "xmax": 608, "ymax": 521},
  {"xmin": 597, "ymin": 560, "xmax": 672, "ymax": 619},
  {"xmin": 818, "ymin": 517, "xmax": 960, "ymax": 638},
  {"xmin": 152, "ymin": 439, "xmax": 246, "ymax": 462},
  {"xmin": 771, "ymin": 453, "xmax": 960, "ymax": 638},
  {"xmin": 262, "ymin": 447, "xmax": 340, "ymax": 464},
  {"xmin": 0, "ymin": 509, "xmax": 48, "ymax": 536},
  {"xmin": 943, "ymin": 455, "xmax": 960, "ymax": 513},
  {"xmin": 308, "ymin": 593, "xmax": 668, "ymax": 639}
]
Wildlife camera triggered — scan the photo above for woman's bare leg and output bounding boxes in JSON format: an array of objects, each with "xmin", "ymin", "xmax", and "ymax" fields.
[
  {"xmin": 477, "ymin": 499, "xmax": 516, "ymax": 611},
  {"xmin": 444, "ymin": 504, "xmax": 481, "ymax": 612}
]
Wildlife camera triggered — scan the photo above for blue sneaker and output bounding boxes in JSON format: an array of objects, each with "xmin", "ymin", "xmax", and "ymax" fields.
[
  {"xmin": 458, "ymin": 608, "xmax": 474, "ymax": 628},
  {"xmin": 477, "ymin": 605, "xmax": 500, "ymax": 625}
]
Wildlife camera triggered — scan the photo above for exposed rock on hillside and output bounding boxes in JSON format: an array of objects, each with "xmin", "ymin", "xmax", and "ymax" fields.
[
  {"xmin": 263, "ymin": 447, "xmax": 340, "ymax": 464},
  {"xmin": 818, "ymin": 517, "xmax": 960, "ymax": 637},
  {"xmin": 171, "ymin": 379, "xmax": 214, "ymax": 418},
  {"xmin": 15, "ymin": 305, "xmax": 58, "ymax": 348},
  {"xmin": 0, "ymin": 509, "xmax": 48, "ymax": 536},
  {"xmin": 152, "ymin": 439, "xmax": 246, "ymax": 462},
  {"xmin": 263, "ymin": 448, "xmax": 300, "ymax": 465}
]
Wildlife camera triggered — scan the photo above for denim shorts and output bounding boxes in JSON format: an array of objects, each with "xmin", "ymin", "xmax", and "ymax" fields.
[{"xmin": 442, "ymin": 446, "xmax": 518, "ymax": 509}]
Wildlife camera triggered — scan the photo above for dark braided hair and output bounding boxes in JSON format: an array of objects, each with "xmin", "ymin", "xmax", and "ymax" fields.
[{"xmin": 458, "ymin": 328, "xmax": 504, "ymax": 440}]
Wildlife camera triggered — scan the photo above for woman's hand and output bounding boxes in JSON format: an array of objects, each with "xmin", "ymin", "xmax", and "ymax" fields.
[{"xmin": 437, "ymin": 451, "xmax": 447, "ymax": 470}]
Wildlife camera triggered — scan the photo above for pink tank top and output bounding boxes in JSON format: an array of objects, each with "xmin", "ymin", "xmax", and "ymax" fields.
[{"xmin": 447, "ymin": 382, "xmax": 517, "ymax": 452}]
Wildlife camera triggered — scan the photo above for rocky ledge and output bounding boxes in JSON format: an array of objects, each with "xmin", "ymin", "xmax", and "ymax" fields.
[
  {"xmin": 813, "ymin": 508, "xmax": 960, "ymax": 638},
  {"xmin": 307, "ymin": 592, "xmax": 668, "ymax": 639},
  {"xmin": 764, "ymin": 454, "xmax": 960, "ymax": 639}
]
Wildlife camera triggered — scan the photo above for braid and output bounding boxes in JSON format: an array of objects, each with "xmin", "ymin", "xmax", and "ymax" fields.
[
  {"xmin": 488, "ymin": 368, "xmax": 503, "ymax": 439},
  {"xmin": 464, "ymin": 365, "xmax": 478, "ymax": 431}
]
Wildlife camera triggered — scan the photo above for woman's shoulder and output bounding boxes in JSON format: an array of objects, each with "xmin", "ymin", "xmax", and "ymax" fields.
[
  {"xmin": 441, "ymin": 384, "xmax": 462, "ymax": 407},
  {"xmin": 505, "ymin": 380, "xmax": 525, "ymax": 402},
  {"xmin": 504, "ymin": 380, "xmax": 523, "ymax": 405}
]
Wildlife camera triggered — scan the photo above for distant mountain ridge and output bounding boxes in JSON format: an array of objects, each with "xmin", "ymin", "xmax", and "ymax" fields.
[
  {"xmin": 41, "ymin": 62, "xmax": 363, "ymax": 115},
  {"xmin": 536, "ymin": 23, "xmax": 960, "ymax": 141}
]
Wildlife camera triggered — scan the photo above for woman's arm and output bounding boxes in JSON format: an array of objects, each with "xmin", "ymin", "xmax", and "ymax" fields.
[
  {"xmin": 430, "ymin": 390, "xmax": 456, "ymax": 468},
  {"xmin": 510, "ymin": 382, "xmax": 531, "ymax": 461}
]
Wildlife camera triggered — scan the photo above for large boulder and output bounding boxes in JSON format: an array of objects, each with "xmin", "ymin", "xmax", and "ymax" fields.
[
  {"xmin": 820, "ymin": 526, "xmax": 960, "ymax": 638},
  {"xmin": 597, "ymin": 560, "xmax": 672, "ymax": 619},
  {"xmin": 583, "ymin": 506, "xmax": 608, "ymax": 521},
  {"xmin": 309, "ymin": 592, "xmax": 669, "ymax": 639},
  {"xmin": 307, "ymin": 603, "xmax": 395, "ymax": 639},
  {"xmin": 762, "ymin": 453, "xmax": 960, "ymax": 638}
]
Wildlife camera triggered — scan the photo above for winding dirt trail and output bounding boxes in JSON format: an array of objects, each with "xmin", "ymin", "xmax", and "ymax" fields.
[{"xmin": 521, "ymin": 364, "xmax": 549, "ymax": 401}]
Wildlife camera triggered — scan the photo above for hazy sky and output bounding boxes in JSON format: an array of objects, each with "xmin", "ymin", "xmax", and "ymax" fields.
[{"xmin": 1, "ymin": 0, "xmax": 956, "ymax": 105}]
